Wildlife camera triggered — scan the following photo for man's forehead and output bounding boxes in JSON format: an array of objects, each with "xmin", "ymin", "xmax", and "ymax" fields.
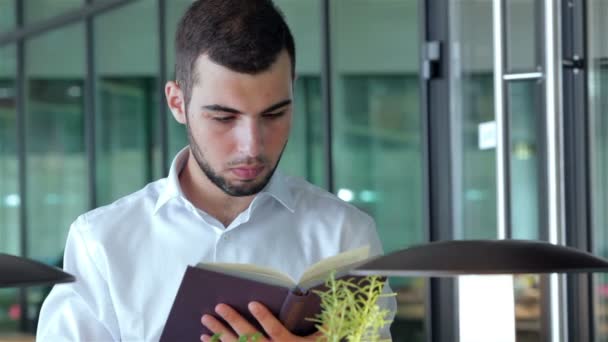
[
  {"xmin": 193, "ymin": 51, "xmax": 292, "ymax": 79},
  {"xmin": 190, "ymin": 54, "xmax": 293, "ymax": 112}
]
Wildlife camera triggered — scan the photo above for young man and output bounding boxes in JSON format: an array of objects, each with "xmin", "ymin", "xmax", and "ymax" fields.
[{"xmin": 37, "ymin": 0, "xmax": 395, "ymax": 341}]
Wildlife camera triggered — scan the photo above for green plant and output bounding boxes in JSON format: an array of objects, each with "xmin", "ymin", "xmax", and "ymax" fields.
[
  {"xmin": 209, "ymin": 274, "xmax": 394, "ymax": 342},
  {"xmin": 308, "ymin": 273, "xmax": 396, "ymax": 342}
]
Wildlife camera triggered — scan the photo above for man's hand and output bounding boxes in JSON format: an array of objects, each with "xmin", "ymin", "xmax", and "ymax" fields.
[{"xmin": 200, "ymin": 302, "xmax": 322, "ymax": 342}]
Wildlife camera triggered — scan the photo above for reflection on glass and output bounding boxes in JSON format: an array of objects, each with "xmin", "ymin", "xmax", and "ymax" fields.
[
  {"xmin": 593, "ymin": 70, "xmax": 608, "ymax": 341},
  {"xmin": 25, "ymin": 25, "xmax": 88, "ymax": 262},
  {"xmin": 459, "ymin": 75, "xmax": 497, "ymax": 239},
  {"xmin": 449, "ymin": 0, "xmax": 496, "ymax": 239},
  {"xmin": 25, "ymin": 23, "xmax": 87, "ymax": 331},
  {"xmin": 589, "ymin": 0, "xmax": 608, "ymax": 339},
  {"xmin": 0, "ymin": 0, "xmax": 15, "ymax": 32},
  {"xmin": 275, "ymin": 0, "xmax": 324, "ymax": 187},
  {"xmin": 24, "ymin": 0, "xmax": 83, "ymax": 24},
  {"xmin": 506, "ymin": 0, "xmax": 539, "ymax": 71},
  {"xmin": 26, "ymin": 23, "xmax": 87, "ymax": 260},
  {"xmin": 331, "ymin": 1, "xmax": 424, "ymax": 340},
  {"xmin": 0, "ymin": 45, "xmax": 18, "ymax": 260},
  {"xmin": 508, "ymin": 81, "xmax": 540, "ymax": 241},
  {"xmin": 513, "ymin": 274, "xmax": 540, "ymax": 341},
  {"xmin": 0, "ymin": 44, "xmax": 19, "ymax": 334},
  {"xmin": 508, "ymin": 80, "xmax": 542, "ymax": 340},
  {"xmin": 280, "ymin": 76, "xmax": 324, "ymax": 186},
  {"xmin": 95, "ymin": 0, "xmax": 160, "ymax": 205}
]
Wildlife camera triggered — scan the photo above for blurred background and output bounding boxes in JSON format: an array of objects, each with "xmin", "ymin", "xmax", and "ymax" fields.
[{"xmin": 0, "ymin": 0, "xmax": 607, "ymax": 341}]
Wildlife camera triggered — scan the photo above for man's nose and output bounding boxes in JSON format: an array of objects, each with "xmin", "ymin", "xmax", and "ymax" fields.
[{"xmin": 236, "ymin": 119, "xmax": 263, "ymax": 157}]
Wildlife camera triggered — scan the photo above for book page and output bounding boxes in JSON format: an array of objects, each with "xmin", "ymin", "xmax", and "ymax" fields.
[
  {"xmin": 298, "ymin": 245, "xmax": 370, "ymax": 289},
  {"xmin": 195, "ymin": 262, "xmax": 297, "ymax": 288}
]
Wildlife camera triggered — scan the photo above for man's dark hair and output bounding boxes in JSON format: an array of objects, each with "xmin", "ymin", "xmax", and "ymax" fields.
[{"xmin": 175, "ymin": 0, "xmax": 296, "ymax": 108}]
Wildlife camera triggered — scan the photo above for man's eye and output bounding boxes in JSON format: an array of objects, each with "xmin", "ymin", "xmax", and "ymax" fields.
[
  {"xmin": 263, "ymin": 111, "xmax": 285, "ymax": 119},
  {"xmin": 214, "ymin": 116, "xmax": 235, "ymax": 122}
]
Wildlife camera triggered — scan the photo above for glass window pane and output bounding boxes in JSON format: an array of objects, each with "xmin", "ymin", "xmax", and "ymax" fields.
[
  {"xmin": 26, "ymin": 22, "xmax": 86, "ymax": 261},
  {"xmin": 24, "ymin": 0, "xmax": 83, "ymax": 24},
  {"xmin": 508, "ymin": 81, "xmax": 541, "ymax": 241},
  {"xmin": 0, "ymin": 0, "xmax": 16, "ymax": 32},
  {"xmin": 95, "ymin": 0, "xmax": 160, "ymax": 205},
  {"xmin": 508, "ymin": 80, "xmax": 542, "ymax": 340},
  {"xmin": 506, "ymin": 0, "xmax": 540, "ymax": 71},
  {"xmin": 331, "ymin": 1, "xmax": 425, "ymax": 340},
  {"xmin": 165, "ymin": 0, "xmax": 193, "ymax": 162},
  {"xmin": 589, "ymin": 0, "xmax": 608, "ymax": 339},
  {"xmin": 0, "ymin": 44, "xmax": 19, "ymax": 335},
  {"xmin": 25, "ymin": 23, "xmax": 87, "ymax": 329},
  {"xmin": 0, "ymin": 45, "xmax": 18, "ymax": 255},
  {"xmin": 449, "ymin": 0, "xmax": 497, "ymax": 240},
  {"xmin": 275, "ymin": 0, "xmax": 324, "ymax": 187},
  {"xmin": 281, "ymin": 76, "xmax": 324, "ymax": 186}
]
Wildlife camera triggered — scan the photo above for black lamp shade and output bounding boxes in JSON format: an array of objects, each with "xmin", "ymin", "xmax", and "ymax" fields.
[
  {"xmin": 0, "ymin": 253, "xmax": 75, "ymax": 288},
  {"xmin": 352, "ymin": 239, "xmax": 608, "ymax": 277}
]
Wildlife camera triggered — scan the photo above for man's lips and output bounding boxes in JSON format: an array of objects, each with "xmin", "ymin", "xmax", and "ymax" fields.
[{"xmin": 230, "ymin": 166, "xmax": 264, "ymax": 180}]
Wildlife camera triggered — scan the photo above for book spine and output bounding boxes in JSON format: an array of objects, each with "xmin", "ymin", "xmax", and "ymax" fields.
[{"xmin": 278, "ymin": 290, "xmax": 320, "ymax": 336}]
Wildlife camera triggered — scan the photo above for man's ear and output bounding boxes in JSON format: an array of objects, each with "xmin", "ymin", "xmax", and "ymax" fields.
[{"xmin": 165, "ymin": 81, "xmax": 187, "ymax": 124}]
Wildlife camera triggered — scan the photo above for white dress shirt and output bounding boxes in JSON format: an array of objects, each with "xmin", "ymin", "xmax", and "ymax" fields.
[{"xmin": 37, "ymin": 147, "xmax": 395, "ymax": 341}]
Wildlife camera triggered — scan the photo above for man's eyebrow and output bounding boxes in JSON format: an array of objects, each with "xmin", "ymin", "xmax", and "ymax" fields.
[
  {"xmin": 201, "ymin": 99, "xmax": 292, "ymax": 115},
  {"xmin": 201, "ymin": 104, "xmax": 241, "ymax": 114},
  {"xmin": 261, "ymin": 99, "xmax": 292, "ymax": 113}
]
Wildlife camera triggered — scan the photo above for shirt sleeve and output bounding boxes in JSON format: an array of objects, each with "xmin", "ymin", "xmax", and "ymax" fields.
[
  {"xmin": 341, "ymin": 213, "xmax": 397, "ymax": 341},
  {"xmin": 36, "ymin": 215, "xmax": 120, "ymax": 342}
]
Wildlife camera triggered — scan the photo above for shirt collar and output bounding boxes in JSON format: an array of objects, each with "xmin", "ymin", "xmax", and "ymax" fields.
[
  {"xmin": 154, "ymin": 147, "xmax": 296, "ymax": 214},
  {"xmin": 260, "ymin": 169, "xmax": 295, "ymax": 213},
  {"xmin": 153, "ymin": 146, "xmax": 189, "ymax": 214}
]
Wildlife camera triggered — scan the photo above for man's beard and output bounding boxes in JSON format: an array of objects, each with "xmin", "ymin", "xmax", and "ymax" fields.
[{"xmin": 185, "ymin": 119, "xmax": 285, "ymax": 197}]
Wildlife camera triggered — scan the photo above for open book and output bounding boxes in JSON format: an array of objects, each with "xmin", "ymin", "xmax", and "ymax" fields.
[{"xmin": 159, "ymin": 246, "xmax": 372, "ymax": 341}]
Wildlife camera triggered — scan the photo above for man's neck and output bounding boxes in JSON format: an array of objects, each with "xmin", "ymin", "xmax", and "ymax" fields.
[{"xmin": 179, "ymin": 153, "xmax": 255, "ymax": 227}]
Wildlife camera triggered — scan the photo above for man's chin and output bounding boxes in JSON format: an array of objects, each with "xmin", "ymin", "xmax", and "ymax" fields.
[
  {"xmin": 224, "ymin": 187, "xmax": 262, "ymax": 197},
  {"xmin": 222, "ymin": 179, "xmax": 267, "ymax": 197}
]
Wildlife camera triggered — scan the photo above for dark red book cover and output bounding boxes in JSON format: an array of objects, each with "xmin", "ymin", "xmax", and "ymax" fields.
[{"xmin": 159, "ymin": 266, "xmax": 323, "ymax": 341}]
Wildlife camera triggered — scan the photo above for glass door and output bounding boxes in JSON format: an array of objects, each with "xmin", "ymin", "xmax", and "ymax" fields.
[
  {"xmin": 0, "ymin": 44, "xmax": 20, "ymax": 336},
  {"xmin": 589, "ymin": 0, "xmax": 608, "ymax": 340},
  {"xmin": 330, "ymin": 1, "xmax": 425, "ymax": 340},
  {"xmin": 450, "ymin": 0, "xmax": 564, "ymax": 341}
]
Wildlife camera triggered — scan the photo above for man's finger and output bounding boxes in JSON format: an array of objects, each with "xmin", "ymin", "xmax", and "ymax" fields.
[
  {"xmin": 201, "ymin": 314, "xmax": 237, "ymax": 342},
  {"xmin": 215, "ymin": 303, "xmax": 262, "ymax": 338},
  {"xmin": 248, "ymin": 301, "xmax": 290, "ymax": 340},
  {"xmin": 307, "ymin": 330, "xmax": 325, "ymax": 341},
  {"xmin": 200, "ymin": 334, "xmax": 214, "ymax": 342}
]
